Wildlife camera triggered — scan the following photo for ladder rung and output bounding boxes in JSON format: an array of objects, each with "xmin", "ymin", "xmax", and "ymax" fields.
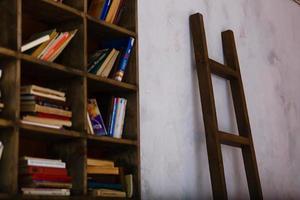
[
  {"xmin": 209, "ymin": 59, "xmax": 238, "ymax": 80},
  {"xmin": 218, "ymin": 131, "xmax": 250, "ymax": 147}
]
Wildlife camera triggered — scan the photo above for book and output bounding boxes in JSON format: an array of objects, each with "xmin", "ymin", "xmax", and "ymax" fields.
[
  {"xmin": 108, "ymin": 98, "xmax": 118, "ymax": 136},
  {"xmin": 0, "ymin": 141, "xmax": 3, "ymax": 160},
  {"xmin": 21, "ymin": 120, "xmax": 62, "ymax": 129},
  {"xmin": 102, "ymin": 37, "xmax": 135, "ymax": 81},
  {"xmin": 21, "ymin": 85, "xmax": 66, "ymax": 102},
  {"xmin": 88, "ymin": 49, "xmax": 111, "ymax": 74},
  {"xmin": 37, "ymin": 33, "xmax": 60, "ymax": 59},
  {"xmin": 87, "ymin": 158, "xmax": 114, "ymax": 167},
  {"xmin": 100, "ymin": 0, "xmax": 112, "ymax": 20},
  {"xmin": 105, "ymin": 0, "xmax": 122, "ymax": 23},
  {"xmin": 87, "ymin": 112, "xmax": 94, "ymax": 135},
  {"xmin": 87, "ymin": 166, "xmax": 119, "ymax": 175},
  {"xmin": 20, "ymin": 174, "xmax": 72, "ymax": 183},
  {"xmin": 20, "ymin": 157, "xmax": 66, "ymax": 168},
  {"xmin": 31, "ymin": 29, "xmax": 58, "ymax": 58},
  {"xmin": 25, "ymin": 112, "xmax": 70, "ymax": 121},
  {"xmin": 96, "ymin": 48, "xmax": 117, "ymax": 76},
  {"xmin": 21, "ymin": 95, "xmax": 68, "ymax": 107},
  {"xmin": 100, "ymin": 50, "xmax": 120, "ymax": 77},
  {"xmin": 88, "ymin": 181, "xmax": 123, "ymax": 190},
  {"xmin": 19, "ymin": 166, "xmax": 68, "ymax": 176},
  {"xmin": 21, "ymin": 180, "xmax": 72, "ymax": 189},
  {"xmin": 113, "ymin": 0, "xmax": 125, "ymax": 24},
  {"xmin": 89, "ymin": 188, "xmax": 126, "ymax": 197},
  {"xmin": 88, "ymin": 0, "xmax": 106, "ymax": 19},
  {"xmin": 21, "ymin": 31, "xmax": 51, "ymax": 52},
  {"xmin": 87, "ymin": 99, "xmax": 107, "ymax": 136},
  {"xmin": 21, "ymin": 104, "xmax": 72, "ymax": 118},
  {"xmin": 125, "ymin": 174, "xmax": 133, "ymax": 198},
  {"xmin": 113, "ymin": 98, "xmax": 127, "ymax": 138},
  {"xmin": 23, "ymin": 115, "xmax": 72, "ymax": 127},
  {"xmin": 21, "ymin": 100, "xmax": 70, "ymax": 111},
  {"xmin": 21, "ymin": 188, "xmax": 70, "ymax": 196},
  {"xmin": 48, "ymin": 29, "xmax": 78, "ymax": 62}
]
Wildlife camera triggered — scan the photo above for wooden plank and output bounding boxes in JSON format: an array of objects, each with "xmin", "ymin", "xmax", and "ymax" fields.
[
  {"xmin": 87, "ymin": 135, "xmax": 137, "ymax": 146},
  {"xmin": 209, "ymin": 59, "xmax": 238, "ymax": 80},
  {"xmin": 190, "ymin": 13, "xmax": 228, "ymax": 199},
  {"xmin": 219, "ymin": 131, "xmax": 250, "ymax": 147},
  {"xmin": 222, "ymin": 30, "xmax": 263, "ymax": 199}
]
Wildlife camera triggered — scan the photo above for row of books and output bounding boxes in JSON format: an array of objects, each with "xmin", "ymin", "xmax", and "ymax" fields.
[
  {"xmin": 87, "ymin": 97, "xmax": 127, "ymax": 138},
  {"xmin": 88, "ymin": 0, "xmax": 125, "ymax": 25},
  {"xmin": 20, "ymin": 157, "xmax": 72, "ymax": 196},
  {"xmin": 21, "ymin": 29, "xmax": 77, "ymax": 62},
  {"xmin": 21, "ymin": 85, "xmax": 72, "ymax": 129},
  {"xmin": 87, "ymin": 158, "xmax": 132, "ymax": 198},
  {"xmin": 0, "ymin": 69, "xmax": 4, "ymax": 111},
  {"xmin": 88, "ymin": 37, "xmax": 134, "ymax": 82}
]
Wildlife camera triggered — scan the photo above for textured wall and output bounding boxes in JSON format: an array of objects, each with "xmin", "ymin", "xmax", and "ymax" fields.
[{"xmin": 138, "ymin": 0, "xmax": 300, "ymax": 199}]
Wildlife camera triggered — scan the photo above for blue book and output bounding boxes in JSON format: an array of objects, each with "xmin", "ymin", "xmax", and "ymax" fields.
[
  {"xmin": 108, "ymin": 97, "xmax": 118, "ymax": 136},
  {"xmin": 88, "ymin": 181, "xmax": 123, "ymax": 190},
  {"xmin": 102, "ymin": 37, "xmax": 135, "ymax": 81},
  {"xmin": 100, "ymin": 0, "xmax": 111, "ymax": 20}
]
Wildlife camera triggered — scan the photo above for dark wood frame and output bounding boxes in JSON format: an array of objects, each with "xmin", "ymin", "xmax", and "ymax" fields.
[{"xmin": 0, "ymin": 0, "xmax": 140, "ymax": 199}]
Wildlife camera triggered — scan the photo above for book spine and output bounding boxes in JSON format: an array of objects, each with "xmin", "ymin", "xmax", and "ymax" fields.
[
  {"xmin": 42, "ymin": 32, "xmax": 69, "ymax": 61},
  {"xmin": 29, "ymin": 174, "xmax": 72, "ymax": 182},
  {"xmin": 113, "ymin": 98, "xmax": 122, "ymax": 138},
  {"xmin": 109, "ymin": 98, "xmax": 118, "ymax": 136},
  {"xmin": 23, "ymin": 166, "xmax": 68, "ymax": 176},
  {"xmin": 100, "ymin": 0, "xmax": 111, "ymax": 20},
  {"xmin": 26, "ymin": 160, "xmax": 66, "ymax": 168},
  {"xmin": 114, "ymin": 37, "xmax": 135, "ymax": 81}
]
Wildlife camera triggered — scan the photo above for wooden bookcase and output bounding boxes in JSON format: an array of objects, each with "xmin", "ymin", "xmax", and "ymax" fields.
[{"xmin": 0, "ymin": 0, "xmax": 140, "ymax": 199}]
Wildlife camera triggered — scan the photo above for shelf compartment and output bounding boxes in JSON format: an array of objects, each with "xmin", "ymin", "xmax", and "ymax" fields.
[
  {"xmin": 22, "ymin": 3, "xmax": 84, "ymax": 70},
  {"xmin": 87, "ymin": 73, "xmax": 137, "ymax": 93}
]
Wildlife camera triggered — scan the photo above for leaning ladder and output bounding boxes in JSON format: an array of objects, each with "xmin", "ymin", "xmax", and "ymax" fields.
[{"xmin": 189, "ymin": 13, "xmax": 263, "ymax": 200}]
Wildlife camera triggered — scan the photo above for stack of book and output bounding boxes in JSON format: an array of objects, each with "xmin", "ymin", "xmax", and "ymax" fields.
[
  {"xmin": 19, "ymin": 157, "xmax": 72, "ymax": 197},
  {"xmin": 21, "ymin": 29, "xmax": 77, "ymax": 62},
  {"xmin": 88, "ymin": 37, "xmax": 134, "ymax": 82},
  {"xmin": 87, "ymin": 158, "xmax": 126, "ymax": 198},
  {"xmin": 0, "ymin": 69, "xmax": 4, "ymax": 112},
  {"xmin": 21, "ymin": 85, "xmax": 72, "ymax": 129},
  {"xmin": 87, "ymin": 97, "xmax": 127, "ymax": 138},
  {"xmin": 88, "ymin": 0, "xmax": 125, "ymax": 25}
]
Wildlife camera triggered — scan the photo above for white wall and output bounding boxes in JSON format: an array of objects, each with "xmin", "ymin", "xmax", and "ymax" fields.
[{"xmin": 138, "ymin": 0, "xmax": 300, "ymax": 199}]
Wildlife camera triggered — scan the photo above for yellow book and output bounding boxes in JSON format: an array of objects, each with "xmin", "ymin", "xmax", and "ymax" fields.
[
  {"xmin": 105, "ymin": 0, "xmax": 121, "ymax": 23},
  {"xmin": 87, "ymin": 166, "xmax": 119, "ymax": 175},
  {"xmin": 87, "ymin": 158, "xmax": 114, "ymax": 167}
]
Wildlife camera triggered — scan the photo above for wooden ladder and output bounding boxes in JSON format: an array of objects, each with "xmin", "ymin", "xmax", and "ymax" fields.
[{"xmin": 189, "ymin": 13, "xmax": 263, "ymax": 200}]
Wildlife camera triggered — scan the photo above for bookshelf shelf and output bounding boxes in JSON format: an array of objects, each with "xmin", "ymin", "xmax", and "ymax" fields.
[
  {"xmin": 0, "ymin": 0, "xmax": 140, "ymax": 199},
  {"xmin": 87, "ymin": 15, "xmax": 136, "ymax": 38},
  {"xmin": 87, "ymin": 73, "xmax": 137, "ymax": 92},
  {"xmin": 0, "ymin": 118, "xmax": 13, "ymax": 128},
  {"xmin": 87, "ymin": 135, "xmax": 137, "ymax": 146}
]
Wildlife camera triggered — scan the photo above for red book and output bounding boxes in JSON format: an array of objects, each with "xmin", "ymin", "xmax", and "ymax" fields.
[
  {"xmin": 25, "ymin": 174, "xmax": 72, "ymax": 183},
  {"xmin": 19, "ymin": 166, "xmax": 68, "ymax": 176},
  {"xmin": 42, "ymin": 32, "xmax": 70, "ymax": 61},
  {"xmin": 36, "ymin": 113, "xmax": 70, "ymax": 121}
]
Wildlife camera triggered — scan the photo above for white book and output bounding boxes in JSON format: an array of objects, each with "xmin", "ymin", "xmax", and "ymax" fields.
[
  {"xmin": 113, "ymin": 98, "xmax": 127, "ymax": 138},
  {"xmin": 0, "ymin": 69, "xmax": 2, "ymax": 79},
  {"xmin": 21, "ymin": 188, "xmax": 70, "ymax": 196},
  {"xmin": 21, "ymin": 158, "xmax": 66, "ymax": 168},
  {"xmin": 0, "ymin": 141, "xmax": 3, "ymax": 160},
  {"xmin": 21, "ymin": 156, "xmax": 63, "ymax": 163},
  {"xmin": 21, "ymin": 35, "xmax": 50, "ymax": 52},
  {"xmin": 87, "ymin": 112, "xmax": 94, "ymax": 135},
  {"xmin": 21, "ymin": 120, "xmax": 62, "ymax": 129}
]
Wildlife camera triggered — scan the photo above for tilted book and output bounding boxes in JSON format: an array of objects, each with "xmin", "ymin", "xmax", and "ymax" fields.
[{"xmin": 87, "ymin": 99, "xmax": 107, "ymax": 136}]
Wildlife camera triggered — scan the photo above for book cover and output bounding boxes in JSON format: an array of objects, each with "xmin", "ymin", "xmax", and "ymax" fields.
[
  {"xmin": 87, "ymin": 166, "xmax": 119, "ymax": 175},
  {"xmin": 21, "ymin": 95, "xmax": 68, "ymax": 107},
  {"xmin": 113, "ymin": 98, "xmax": 127, "ymax": 138},
  {"xmin": 87, "ymin": 112, "xmax": 95, "ymax": 135},
  {"xmin": 88, "ymin": 49, "xmax": 110, "ymax": 74},
  {"xmin": 21, "ymin": 85, "xmax": 65, "ymax": 97},
  {"xmin": 113, "ymin": 0, "xmax": 125, "ymax": 24},
  {"xmin": 20, "ymin": 174, "xmax": 72, "ymax": 183},
  {"xmin": 100, "ymin": 0, "xmax": 112, "ymax": 20},
  {"xmin": 21, "ymin": 33, "xmax": 51, "ymax": 52},
  {"xmin": 31, "ymin": 29, "xmax": 57, "ymax": 58},
  {"xmin": 96, "ymin": 49, "xmax": 117, "ymax": 75},
  {"xmin": 100, "ymin": 50, "xmax": 120, "ymax": 77},
  {"xmin": 125, "ymin": 174, "xmax": 133, "ymax": 198},
  {"xmin": 21, "ymin": 104, "xmax": 72, "ymax": 118},
  {"xmin": 19, "ymin": 166, "xmax": 68, "ymax": 176},
  {"xmin": 19, "ymin": 157, "xmax": 66, "ymax": 168},
  {"xmin": 23, "ymin": 115, "xmax": 72, "ymax": 127},
  {"xmin": 26, "ymin": 112, "xmax": 70, "ymax": 121},
  {"xmin": 22, "ymin": 180, "xmax": 72, "ymax": 189},
  {"xmin": 87, "ymin": 99, "xmax": 107, "ymax": 136},
  {"xmin": 21, "ymin": 100, "xmax": 70, "ymax": 111},
  {"xmin": 105, "ymin": 0, "xmax": 122, "ymax": 23}
]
